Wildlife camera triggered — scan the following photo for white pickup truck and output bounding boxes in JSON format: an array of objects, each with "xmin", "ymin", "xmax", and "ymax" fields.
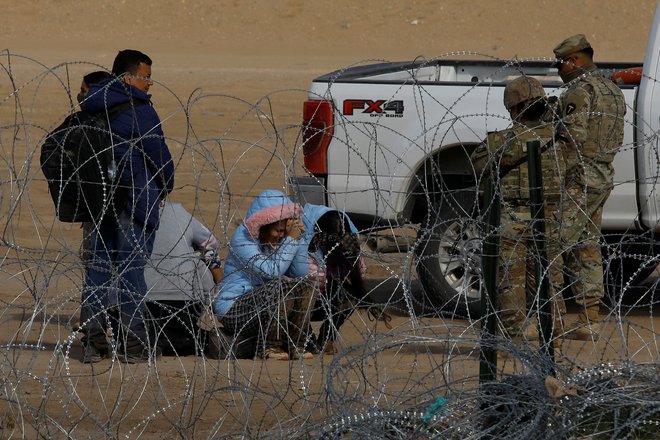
[{"xmin": 292, "ymin": 10, "xmax": 660, "ymax": 316}]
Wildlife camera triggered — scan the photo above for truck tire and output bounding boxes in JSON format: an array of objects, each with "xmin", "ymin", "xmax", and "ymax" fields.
[
  {"xmin": 415, "ymin": 188, "xmax": 484, "ymax": 318},
  {"xmin": 602, "ymin": 233, "xmax": 659, "ymax": 302},
  {"xmin": 415, "ymin": 193, "xmax": 659, "ymax": 316}
]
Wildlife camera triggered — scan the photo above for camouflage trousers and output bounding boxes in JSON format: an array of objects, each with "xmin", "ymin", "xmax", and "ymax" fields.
[
  {"xmin": 498, "ymin": 205, "xmax": 566, "ymax": 335},
  {"xmin": 558, "ymin": 183, "xmax": 611, "ymax": 307}
]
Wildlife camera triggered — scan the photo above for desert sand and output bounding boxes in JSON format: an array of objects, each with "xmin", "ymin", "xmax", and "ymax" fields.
[{"xmin": 1, "ymin": 1, "xmax": 659, "ymax": 438}]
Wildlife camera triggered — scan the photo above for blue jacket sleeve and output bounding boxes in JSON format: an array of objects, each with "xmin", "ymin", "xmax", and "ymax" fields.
[
  {"xmin": 136, "ymin": 104, "xmax": 174, "ymax": 195},
  {"xmin": 230, "ymin": 232, "xmax": 305, "ymax": 280},
  {"xmin": 286, "ymin": 238, "xmax": 311, "ymax": 278}
]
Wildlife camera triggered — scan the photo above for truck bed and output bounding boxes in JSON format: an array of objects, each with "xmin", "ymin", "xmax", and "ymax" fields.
[{"xmin": 314, "ymin": 59, "xmax": 640, "ymax": 86}]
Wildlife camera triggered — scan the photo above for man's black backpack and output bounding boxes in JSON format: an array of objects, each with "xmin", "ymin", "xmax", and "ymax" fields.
[{"xmin": 40, "ymin": 103, "xmax": 132, "ymax": 223}]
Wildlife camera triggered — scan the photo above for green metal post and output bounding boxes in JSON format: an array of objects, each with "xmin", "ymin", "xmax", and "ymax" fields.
[
  {"xmin": 527, "ymin": 140, "xmax": 555, "ymax": 364},
  {"xmin": 479, "ymin": 178, "xmax": 500, "ymax": 383}
]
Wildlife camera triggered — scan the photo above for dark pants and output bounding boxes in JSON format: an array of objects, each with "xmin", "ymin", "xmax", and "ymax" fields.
[
  {"xmin": 80, "ymin": 211, "xmax": 155, "ymax": 343},
  {"xmin": 313, "ymin": 279, "xmax": 355, "ymax": 345},
  {"xmin": 107, "ymin": 301, "xmax": 206, "ymax": 356}
]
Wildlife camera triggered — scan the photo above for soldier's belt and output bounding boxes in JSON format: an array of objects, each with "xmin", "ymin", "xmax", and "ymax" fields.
[
  {"xmin": 503, "ymin": 199, "xmax": 560, "ymax": 207},
  {"xmin": 503, "ymin": 199, "xmax": 531, "ymax": 207}
]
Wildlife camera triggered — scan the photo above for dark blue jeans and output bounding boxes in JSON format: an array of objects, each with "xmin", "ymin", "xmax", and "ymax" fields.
[{"xmin": 81, "ymin": 211, "xmax": 155, "ymax": 341}]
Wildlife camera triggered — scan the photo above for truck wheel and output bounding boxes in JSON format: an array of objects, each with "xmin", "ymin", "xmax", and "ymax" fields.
[
  {"xmin": 415, "ymin": 188, "xmax": 484, "ymax": 318},
  {"xmin": 602, "ymin": 234, "xmax": 659, "ymax": 302}
]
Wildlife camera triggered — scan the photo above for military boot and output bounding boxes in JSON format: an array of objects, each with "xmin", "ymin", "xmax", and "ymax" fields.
[
  {"xmin": 502, "ymin": 315, "xmax": 538, "ymax": 342},
  {"xmin": 561, "ymin": 303, "xmax": 601, "ymax": 341}
]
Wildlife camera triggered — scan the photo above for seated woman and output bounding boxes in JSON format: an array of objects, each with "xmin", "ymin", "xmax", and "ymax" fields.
[{"xmin": 214, "ymin": 190, "xmax": 316, "ymax": 360}]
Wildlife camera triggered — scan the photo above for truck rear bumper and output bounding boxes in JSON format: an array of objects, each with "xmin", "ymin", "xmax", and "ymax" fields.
[{"xmin": 289, "ymin": 176, "xmax": 327, "ymax": 206}]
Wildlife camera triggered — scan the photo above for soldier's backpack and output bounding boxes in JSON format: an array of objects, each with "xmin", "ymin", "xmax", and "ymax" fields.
[{"xmin": 40, "ymin": 102, "xmax": 133, "ymax": 223}]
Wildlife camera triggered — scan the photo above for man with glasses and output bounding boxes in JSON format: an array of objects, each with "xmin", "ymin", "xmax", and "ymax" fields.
[{"xmin": 79, "ymin": 50, "xmax": 175, "ymax": 363}]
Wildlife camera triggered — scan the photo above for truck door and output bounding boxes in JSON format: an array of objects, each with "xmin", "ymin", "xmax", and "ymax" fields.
[{"xmin": 636, "ymin": 3, "xmax": 660, "ymax": 231}]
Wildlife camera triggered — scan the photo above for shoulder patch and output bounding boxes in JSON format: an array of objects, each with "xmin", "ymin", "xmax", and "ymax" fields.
[
  {"xmin": 561, "ymin": 85, "xmax": 590, "ymax": 116},
  {"xmin": 487, "ymin": 130, "xmax": 504, "ymax": 145}
]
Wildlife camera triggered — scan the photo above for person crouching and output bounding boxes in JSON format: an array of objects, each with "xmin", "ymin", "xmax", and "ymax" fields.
[{"xmin": 213, "ymin": 190, "xmax": 316, "ymax": 360}]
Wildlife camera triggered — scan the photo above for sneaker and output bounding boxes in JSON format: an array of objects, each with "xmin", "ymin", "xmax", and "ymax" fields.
[{"xmin": 262, "ymin": 347, "xmax": 289, "ymax": 361}]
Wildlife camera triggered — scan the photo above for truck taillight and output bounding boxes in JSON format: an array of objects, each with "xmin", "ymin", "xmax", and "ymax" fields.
[{"xmin": 301, "ymin": 100, "xmax": 334, "ymax": 175}]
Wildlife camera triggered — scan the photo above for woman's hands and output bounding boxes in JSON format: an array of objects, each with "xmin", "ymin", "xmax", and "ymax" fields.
[{"xmin": 286, "ymin": 218, "xmax": 305, "ymax": 240}]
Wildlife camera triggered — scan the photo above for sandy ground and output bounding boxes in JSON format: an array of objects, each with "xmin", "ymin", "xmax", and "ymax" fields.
[{"xmin": 2, "ymin": 0, "xmax": 660, "ymax": 438}]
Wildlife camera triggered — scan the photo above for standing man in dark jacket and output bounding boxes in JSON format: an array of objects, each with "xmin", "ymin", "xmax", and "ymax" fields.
[{"xmin": 79, "ymin": 49, "xmax": 175, "ymax": 363}]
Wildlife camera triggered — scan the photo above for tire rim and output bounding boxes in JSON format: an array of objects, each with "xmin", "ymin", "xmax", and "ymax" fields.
[{"xmin": 437, "ymin": 219, "xmax": 482, "ymax": 301}]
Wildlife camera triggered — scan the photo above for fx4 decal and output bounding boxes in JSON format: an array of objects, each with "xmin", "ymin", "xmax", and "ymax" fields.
[{"xmin": 343, "ymin": 99, "xmax": 404, "ymax": 117}]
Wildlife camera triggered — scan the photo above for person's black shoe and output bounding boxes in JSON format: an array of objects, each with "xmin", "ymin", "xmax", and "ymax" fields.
[
  {"xmin": 303, "ymin": 332, "xmax": 321, "ymax": 355},
  {"xmin": 120, "ymin": 336, "xmax": 162, "ymax": 364},
  {"xmin": 82, "ymin": 344, "xmax": 105, "ymax": 363},
  {"xmin": 80, "ymin": 330, "xmax": 109, "ymax": 364},
  {"xmin": 304, "ymin": 340, "xmax": 321, "ymax": 355},
  {"xmin": 121, "ymin": 347, "xmax": 162, "ymax": 364}
]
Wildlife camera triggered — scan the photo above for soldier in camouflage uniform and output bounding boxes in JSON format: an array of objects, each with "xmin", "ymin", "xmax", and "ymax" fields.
[
  {"xmin": 553, "ymin": 34, "xmax": 626, "ymax": 340},
  {"xmin": 472, "ymin": 76, "xmax": 567, "ymax": 339}
]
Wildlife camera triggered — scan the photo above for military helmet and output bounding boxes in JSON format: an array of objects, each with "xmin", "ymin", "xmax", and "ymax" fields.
[{"xmin": 503, "ymin": 76, "xmax": 546, "ymax": 110}]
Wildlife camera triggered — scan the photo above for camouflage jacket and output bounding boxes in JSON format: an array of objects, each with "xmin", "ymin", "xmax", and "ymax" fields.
[
  {"xmin": 472, "ymin": 122, "xmax": 566, "ymax": 203},
  {"xmin": 558, "ymin": 65, "xmax": 626, "ymax": 188}
]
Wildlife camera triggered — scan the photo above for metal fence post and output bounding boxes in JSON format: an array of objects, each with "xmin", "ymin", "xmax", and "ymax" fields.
[
  {"xmin": 527, "ymin": 140, "xmax": 555, "ymax": 365},
  {"xmin": 480, "ymin": 178, "xmax": 500, "ymax": 383}
]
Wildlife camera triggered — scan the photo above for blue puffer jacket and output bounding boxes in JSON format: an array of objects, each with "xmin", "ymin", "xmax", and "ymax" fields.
[
  {"xmin": 82, "ymin": 78, "xmax": 174, "ymax": 229},
  {"xmin": 214, "ymin": 190, "xmax": 309, "ymax": 317}
]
